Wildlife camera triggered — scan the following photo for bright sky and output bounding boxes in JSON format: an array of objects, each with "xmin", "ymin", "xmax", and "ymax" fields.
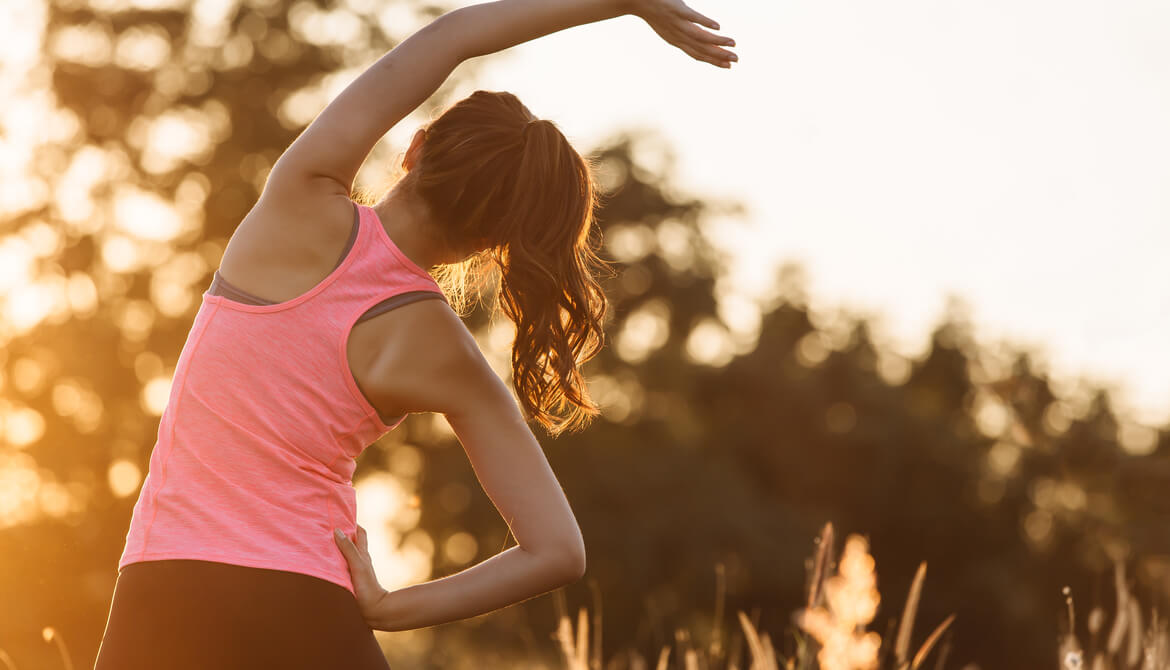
[{"xmin": 438, "ymin": 0, "xmax": 1170, "ymax": 428}]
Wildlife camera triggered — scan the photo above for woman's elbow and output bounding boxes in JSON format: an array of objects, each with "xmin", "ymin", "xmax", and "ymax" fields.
[
  {"xmin": 536, "ymin": 540, "xmax": 586, "ymax": 584},
  {"xmin": 557, "ymin": 543, "xmax": 587, "ymax": 582}
]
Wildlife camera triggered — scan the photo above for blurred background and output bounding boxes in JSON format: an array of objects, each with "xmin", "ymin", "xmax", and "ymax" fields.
[{"xmin": 1, "ymin": 0, "xmax": 1168, "ymax": 668}]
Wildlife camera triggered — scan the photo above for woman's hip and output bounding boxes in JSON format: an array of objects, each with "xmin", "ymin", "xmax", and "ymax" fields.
[{"xmin": 94, "ymin": 558, "xmax": 391, "ymax": 670}]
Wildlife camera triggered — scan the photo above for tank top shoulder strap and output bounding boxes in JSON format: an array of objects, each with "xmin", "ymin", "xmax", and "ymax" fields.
[
  {"xmin": 348, "ymin": 201, "xmax": 444, "ymax": 289},
  {"xmin": 349, "ymin": 201, "xmax": 448, "ymax": 299}
]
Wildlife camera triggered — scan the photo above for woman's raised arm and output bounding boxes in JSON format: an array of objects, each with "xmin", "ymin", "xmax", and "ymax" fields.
[{"xmin": 265, "ymin": 0, "xmax": 734, "ymax": 200}]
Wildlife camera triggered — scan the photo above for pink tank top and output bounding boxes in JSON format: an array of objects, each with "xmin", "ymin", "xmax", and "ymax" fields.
[{"xmin": 118, "ymin": 201, "xmax": 449, "ymax": 594}]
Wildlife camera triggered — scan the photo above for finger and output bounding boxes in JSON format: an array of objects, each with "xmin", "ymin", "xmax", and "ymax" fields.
[
  {"xmin": 694, "ymin": 42, "xmax": 736, "ymax": 64},
  {"xmin": 680, "ymin": 33, "xmax": 736, "ymax": 67},
  {"xmin": 680, "ymin": 21, "xmax": 734, "ymax": 47},
  {"xmin": 356, "ymin": 525, "xmax": 369, "ymax": 553},
  {"xmin": 334, "ymin": 529, "xmax": 362, "ymax": 562},
  {"xmin": 335, "ymin": 532, "xmax": 376, "ymax": 583},
  {"xmin": 334, "ymin": 529, "xmax": 351, "ymax": 551},
  {"xmin": 678, "ymin": 41, "xmax": 726, "ymax": 68},
  {"xmin": 677, "ymin": 0, "xmax": 719, "ymax": 31}
]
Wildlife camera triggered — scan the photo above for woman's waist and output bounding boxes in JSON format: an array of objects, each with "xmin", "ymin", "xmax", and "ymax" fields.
[
  {"xmin": 117, "ymin": 554, "xmax": 356, "ymax": 599},
  {"xmin": 119, "ymin": 534, "xmax": 356, "ymax": 593}
]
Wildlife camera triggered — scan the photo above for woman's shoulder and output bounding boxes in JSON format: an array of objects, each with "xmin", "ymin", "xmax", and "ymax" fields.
[
  {"xmin": 364, "ymin": 298, "xmax": 503, "ymax": 416},
  {"xmin": 216, "ymin": 186, "xmax": 358, "ymax": 304}
]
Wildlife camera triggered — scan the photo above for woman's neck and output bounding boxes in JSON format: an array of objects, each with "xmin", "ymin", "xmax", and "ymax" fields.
[{"xmin": 373, "ymin": 186, "xmax": 452, "ymax": 269}]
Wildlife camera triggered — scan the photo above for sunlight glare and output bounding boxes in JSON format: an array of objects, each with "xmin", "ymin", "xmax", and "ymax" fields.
[
  {"xmin": 116, "ymin": 299, "xmax": 156, "ymax": 342},
  {"xmin": 4, "ymin": 282, "xmax": 59, "ymax": 334},
  {"xmin": 0, "ymin": 171, "xmax": 50, "ymax": 216},
  {"xmin": 0, "ymin": 2, "xmax": 45, "ymax": 71},
  {"xmin": 56, "ymin": 145, "xmax": 111, "ymax": 224},
  {"xmin": 51, "ymin": 23, "xmax": 113, "ymax": 66},
  {"xmin": 372, "ymin": 2, "xmax": 431, "ymax": 42},
  {"xmin": 5, "ymin": 406, "xmax": 46, "ymax": 448},
  {"xmin": 2, "ymin": 87, "xmax": 81, "ymax": 163},
  {"xmin": 0, "ymin": 452, "xmax": 41, "ymax": 528},
  {"xmin": 587, "ymin": 374, "xmax": 629, "ymax": 423},
  {"xmin": 1117, "ymin": 421, "xmax": 1158, "ymax": 455},
  {"xmin": 875, "ymin": 352, "xmax": 912, "ymax": 386},
  {"xmin": 141, "ymin": 376, "xmax": 173, "ymax": 416},
  {"xmin": 616, "ymin": 298, "xmax": 670, "ymax": 363},
  {"xmin": 385, "ymin": 444, "xmax": 423, "ymax": 479},
  {"xmin": 131, "ymin": 106, "xmax": 221, "ymax": 171},
  {"xmin": 796, "ymin": 331, "xmax": 830, "ymax": 367},
  {"xmin": 85, "ymin": 0, "xmax": 189, "ymax": 10},
  {"xmin": 0, "ymin": 237, "xmax": 34, "ymax": 292},
  {"xmin": 987, "ymin": 440, "xmax": 1021, "ymax": 477},
  {"xmin": 715, "ymin": 289, "xmax": 761, "ymax": 354},
  {"xmin": 72, "ymin": 387, "xmax": 105, "ymax": 435},
  {"xmin": 21, "ymin": 222, "xmax": 63, "ymax": 258},
  {"xmin": 289, "ymin": 4, "xmax": 364, "ymax": 47},
  {"xmin": 443, "ymin": 531, "xmax": 478, "ymax": 566},
  {"xmin": 972, "ymin": 389, "xmax": 1010, "ymax": 439},
  {"xmin": 112, "ymin": 187, "xmax": 186, "ymax": 241},
  {"xmin": 107, "ymin": 459, "xmax": 143, "ymax": 498},
  {"xmin": 189, "ymin": 0, "xmax": 238, "ymax": 47},
  {"xmin": 152, "ymin": 251, "xmax": 208, "ymax": 317},
  {"xmin": 66, "ymin": 272, "xmax": 99, "ymax": 316},
  {"xmin": 618, "ymin": 264, "xmax": 652, "ymax": 297},
  {"xmin": 37, "ymin": 481, "xmax": 72, "ymax": 519},
  {"xmin": 656, "ymin": 219, "xmax": 695, "ymax": 272},
  {"xmin": 51, "ymin": 379, "xmax": 84, "ymax": 417},
  {"xmin": 605, "ymin": 223, "xmax": 655, "ymax": 263},
  {"xmin": 11, "ymin": 357, "xmax": 46, "ymax": 395},
  {"xmin": 1042, "ymin": 401, "xmax": 1074, "ymax": 437},
  {"xmin": 114, "ymin": 24, "xmax": 171, "ymax": 70},
  {"xmin": 101, "ymin": 235, "xmax": 143, "ymax": 273},
  {"xmin": 134, "ymin": 351, "xmax": 165, "ymax": 383},
  {"xmin": 684, "ymin": 316, "xmax": 734, "ymax": 367},
  {"xmin": 355, "ymin": 473, "xmax": 432, "ymax": 589}
]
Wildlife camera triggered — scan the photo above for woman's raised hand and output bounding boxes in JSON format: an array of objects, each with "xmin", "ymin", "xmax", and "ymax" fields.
[{"xmin": 629, "ymin": 0, "xmax": 737, "ymax": 68}]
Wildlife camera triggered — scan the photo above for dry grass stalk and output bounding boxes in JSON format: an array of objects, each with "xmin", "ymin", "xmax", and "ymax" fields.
[
  {"xmin": 1064, "ymin": 558, "xmax": 1170, "ymax": 670},
  {"xmin": 894, "ymin": 563, "xmax": 928, "ymax": 667},
  {"xmin": 910, "ymin": 615, "xmax": 955, "ymax": 670}
]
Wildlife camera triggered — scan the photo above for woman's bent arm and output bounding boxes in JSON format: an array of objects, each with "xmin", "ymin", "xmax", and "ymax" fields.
[
  {"xmin": 348, "ymin": 301, "xmax": 586, "ymax": 631},
  {"xmin": 370, "ymin": 545, "xmax": 583, "ymax": 631}
]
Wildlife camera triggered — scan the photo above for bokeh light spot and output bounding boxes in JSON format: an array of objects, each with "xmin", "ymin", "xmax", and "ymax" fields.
[
  {"xmin": 5, "ymin": 406, "xmax": 46, "ymax": 448},
  {"xmin": 443, "ymin": 531, "xmax": 478, "ymax": 566},
  {"xmin": 141, "ymin": 375, "xmax": 173, "ymax": 416},
  {"xmin": 108, "ymin": 459, "xmax": 143, "ymax": 499}
]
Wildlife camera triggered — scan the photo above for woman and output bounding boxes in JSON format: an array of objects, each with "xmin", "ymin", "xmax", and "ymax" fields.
[{"xmin": 94, "ymin": 0, "xmax": 736, "ymax": 667}]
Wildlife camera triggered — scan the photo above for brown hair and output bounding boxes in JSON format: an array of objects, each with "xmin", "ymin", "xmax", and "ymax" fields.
[{"xmin": 359, "ymin": 90, "xmax": 614, "ymax": 437}]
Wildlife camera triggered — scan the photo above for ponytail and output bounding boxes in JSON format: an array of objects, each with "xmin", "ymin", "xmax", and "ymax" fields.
[{"xmin": 403, "ymin": 90, "xmax": 614, "ymax": 436}]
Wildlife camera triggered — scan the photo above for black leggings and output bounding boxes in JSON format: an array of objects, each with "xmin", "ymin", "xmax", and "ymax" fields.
[{"xmin": 94, "ymin": 559, "xmax": 392, "ymax": 670}]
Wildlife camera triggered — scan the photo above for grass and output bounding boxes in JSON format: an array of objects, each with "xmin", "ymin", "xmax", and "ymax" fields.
[
  {"xmin": 551, "ymin": 522, "xmax": 954, "ymax": 670},
  {"xmin": 7, "ymin": 522, "xmax": 1166, "ymax": 669},
  {"xmin": 1059, "ymin": 559, "xmax": 1170, "ymax": 669}
]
